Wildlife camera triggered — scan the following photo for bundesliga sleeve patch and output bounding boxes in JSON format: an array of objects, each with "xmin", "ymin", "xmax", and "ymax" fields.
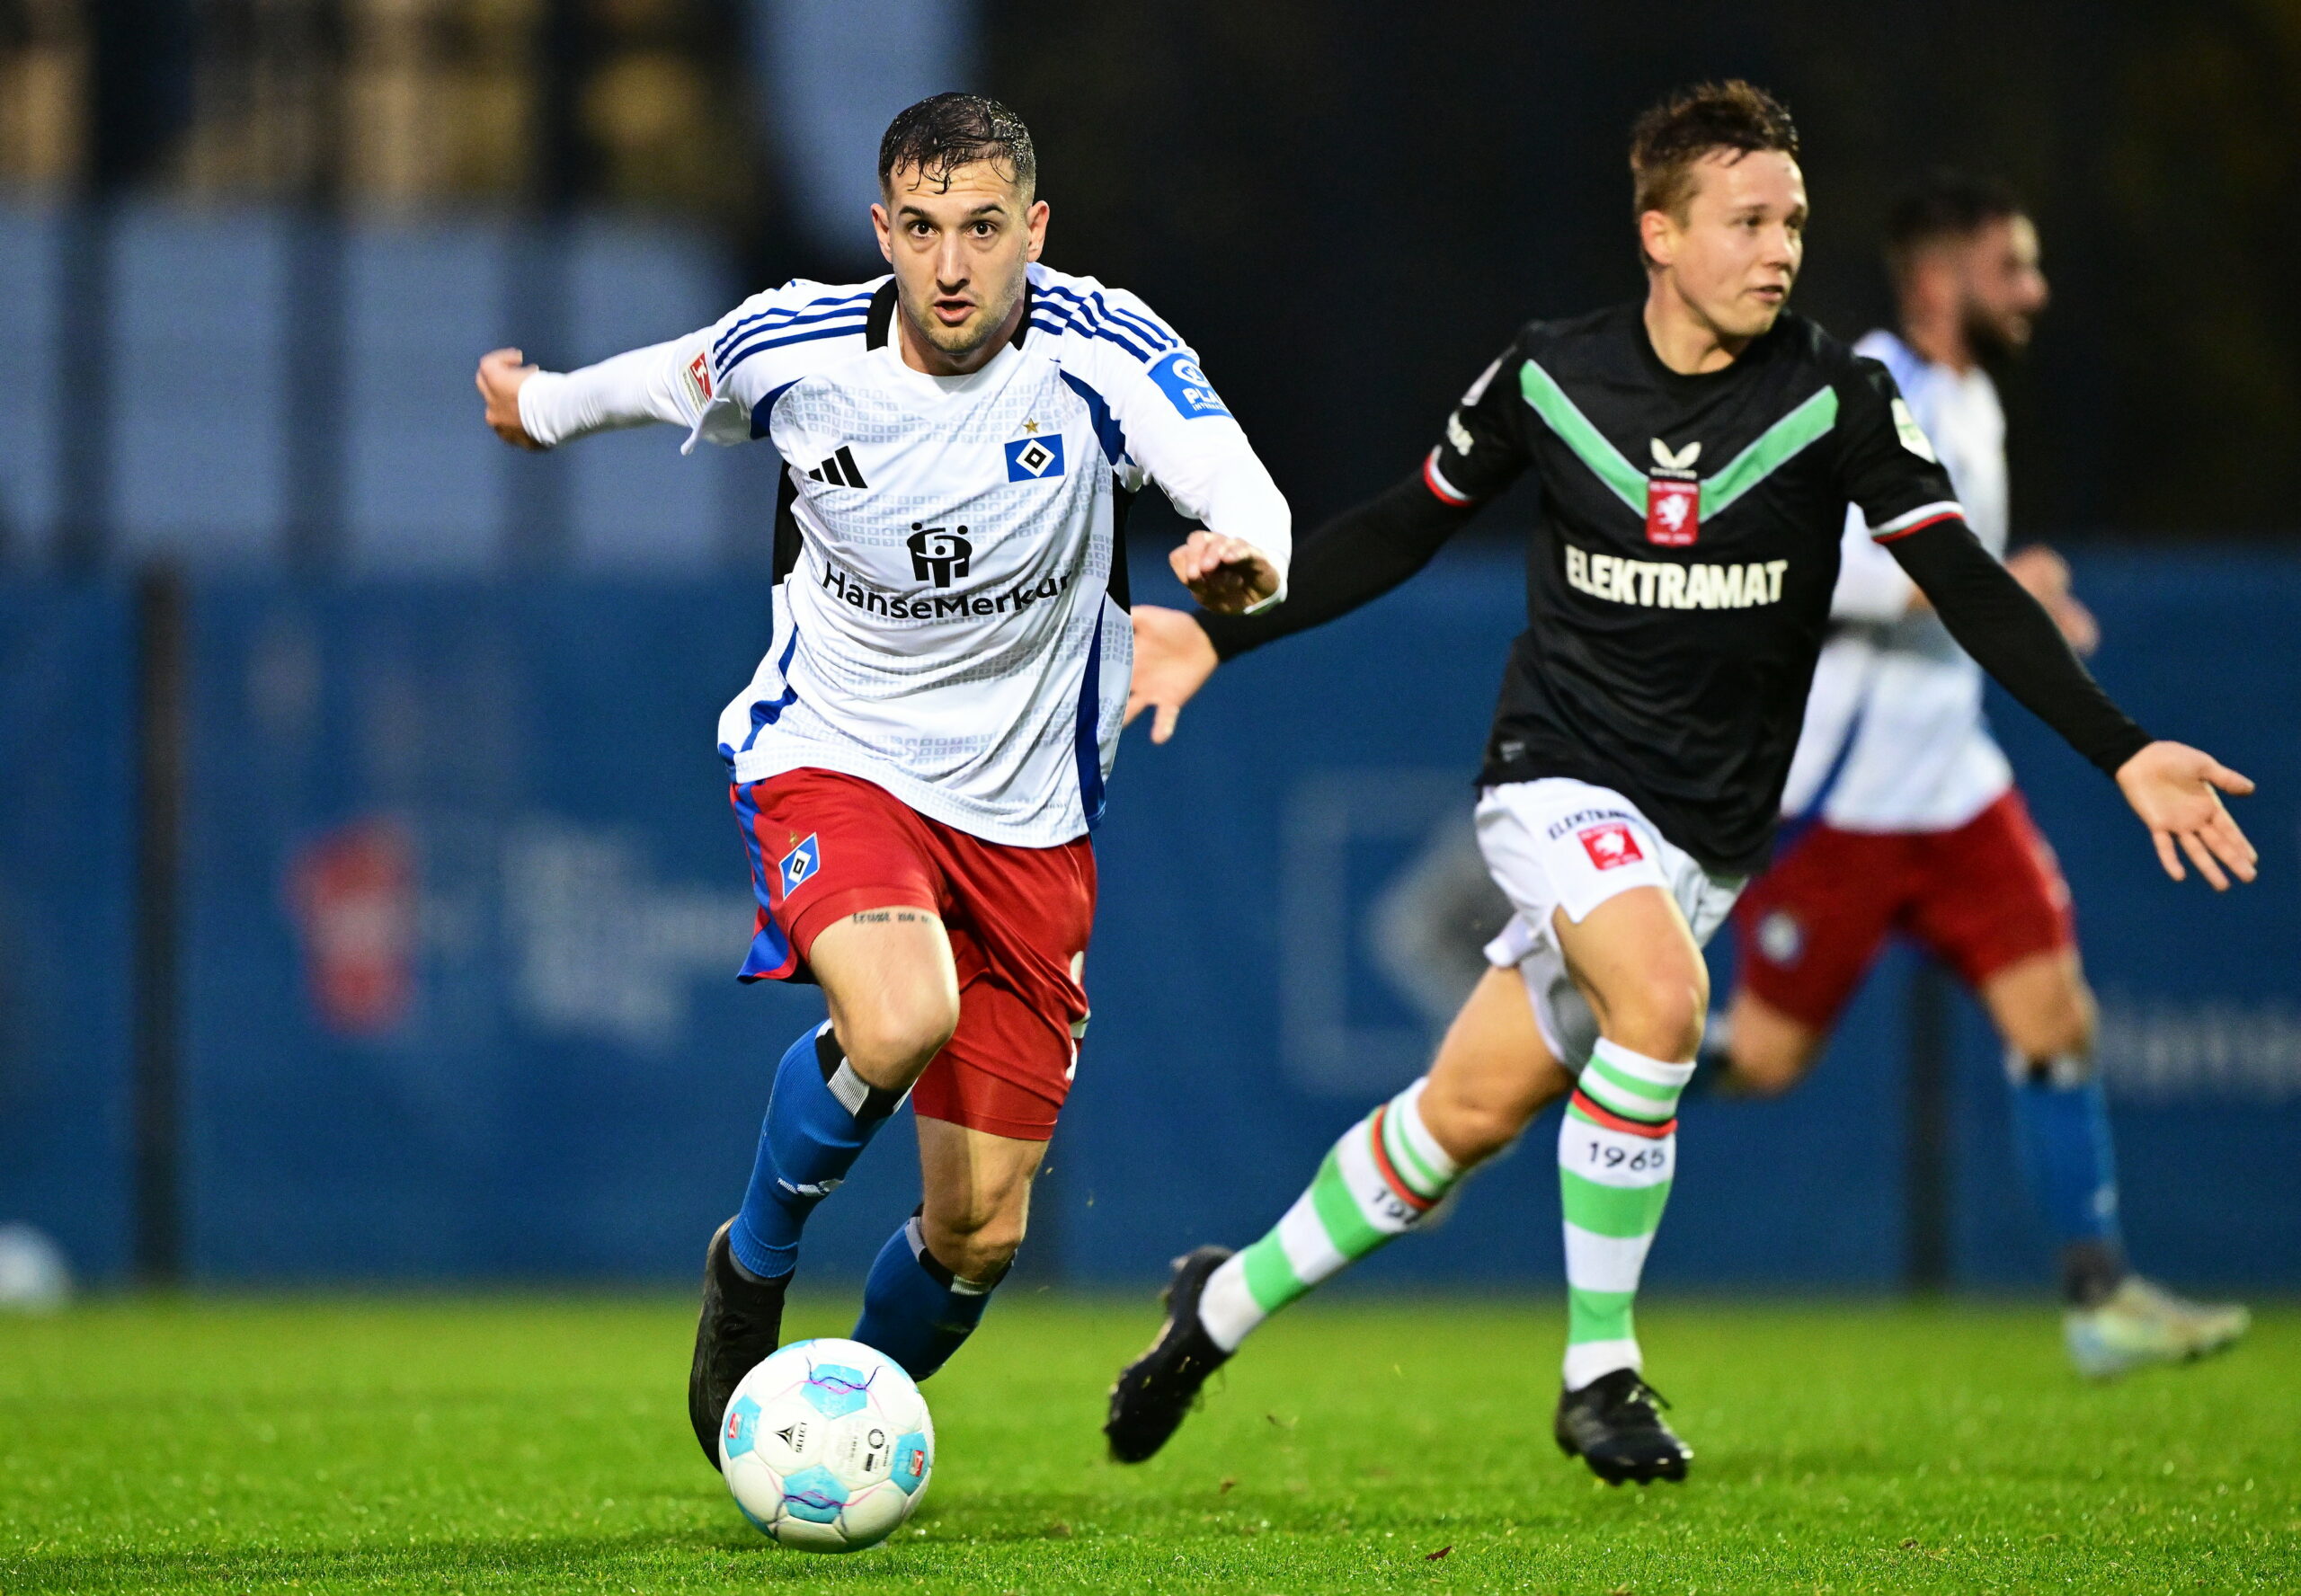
[
  {"xmin": 1147, "ymin": 350, "xmax": 1231, "ymax": 420},
  {"xmin": 1891, "ymin": 397, "xmax": 1939, "ymax": 463}
]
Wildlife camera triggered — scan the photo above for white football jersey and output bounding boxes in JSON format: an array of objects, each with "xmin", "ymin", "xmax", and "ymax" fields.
[
  {"xmin": 1778, "ymin": 330, "xmax": 2015, "ymax": 833},
  {"xmin": 520, "ymin": 262, "xmax": 1291, "ymax": 847}
]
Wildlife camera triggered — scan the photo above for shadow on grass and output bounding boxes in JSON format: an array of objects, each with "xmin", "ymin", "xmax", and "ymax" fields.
[
  {"xmin": 5, "ymin": 1530, "xmax": 926, "ymax": 1592},
  {"xmin": 3, "ymin": 1503, "xmax": 1152, "ymax": 1594}
]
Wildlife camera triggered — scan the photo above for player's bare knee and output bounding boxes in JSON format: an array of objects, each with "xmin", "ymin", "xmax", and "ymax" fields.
[
  {"xmin": 1724, "ymin": 1042, "xmax": 1810, "ymax": 1098},
  {"xmin": 839, "ymin": 995, "xmax": 957, "ymax": 1083},
  {"xmin": 1424, "ymin": 1090, "xmax": 1530, "ymax": 1165},
  {"xmin": 920, "ymin": 1205, "xmax": 1025, "ymax": 1284},
  {"xmin": 1998, "ymin": 987, "xmax": 2095, "ymax": 1068},
  {"xmin": 1602, "ymin": 967, "xmax": 1708, "ymax": 1062}
]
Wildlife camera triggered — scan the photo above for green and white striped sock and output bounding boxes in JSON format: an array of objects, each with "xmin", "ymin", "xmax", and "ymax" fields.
[
  {"xmin": 1559, "ymin": 1039, "xmax": 1693, "ymax": 1390},
  {"xmin": 1196, "ymin": 1078, "xmax": 1461, "ymax": 1352}
]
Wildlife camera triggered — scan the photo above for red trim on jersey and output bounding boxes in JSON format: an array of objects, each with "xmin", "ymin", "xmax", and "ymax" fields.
[
  {"xmin": 1365, "ymin": 1104, "xmax": 1436, "ymax": 1211},
  {"xmin": 1870, "ymin": 510, "xmax": 1963, "ymax": 544},
  {"xmin": 1422, "ymin": 449, "xmax": 1474, "ymax": 507},
  {"xmin": 1568, "ymin": 1089, "xmax": 1676, "ymax": 1140}
]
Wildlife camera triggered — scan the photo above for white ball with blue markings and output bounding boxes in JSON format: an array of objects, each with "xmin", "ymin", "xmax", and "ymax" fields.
[{"xmin": 719, "ymin": 1337, "xmax": 934, "ymax": 1553}]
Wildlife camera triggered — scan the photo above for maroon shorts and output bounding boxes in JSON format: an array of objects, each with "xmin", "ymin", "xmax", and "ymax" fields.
[
  {"xmin": 730, "ymin": 768, "xmax": 1095, "ymax": 1140},
  {"xmin": 1733, "ymin": 787, "xmax": 2075, "ymax": 1031}
]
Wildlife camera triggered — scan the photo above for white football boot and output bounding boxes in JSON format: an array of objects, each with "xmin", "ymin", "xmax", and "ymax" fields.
[{"xmin": 2064, "ymin": 1276, "xmax": 2250, "ymax": 1379}]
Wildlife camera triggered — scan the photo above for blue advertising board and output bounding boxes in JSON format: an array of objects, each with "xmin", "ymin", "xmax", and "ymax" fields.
[
  {"xmin": 0, "ymin": 586, "xmax": 136, "ymax": 1281},
  {"xmin": 0, "ymin": 548, "xmax": 2291, "ymax": 1290}
]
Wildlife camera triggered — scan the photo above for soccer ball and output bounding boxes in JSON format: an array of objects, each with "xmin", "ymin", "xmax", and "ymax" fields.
[{"xmin": 719, "ymin": 1337, "xmax": 934, "ymax": 1552}]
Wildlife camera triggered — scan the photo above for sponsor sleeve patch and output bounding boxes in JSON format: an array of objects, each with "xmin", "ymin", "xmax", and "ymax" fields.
[
  {"xmin": 1147, "ymin": 350, "xmax": 1232, "ymax": 420},
  {"xmin": 681, "ymin": 349, "xmax": 714, "ymax": 411},
  {"xmin": 1890, "ymin": 397, "xmax": 1939, "ymax": 463}
]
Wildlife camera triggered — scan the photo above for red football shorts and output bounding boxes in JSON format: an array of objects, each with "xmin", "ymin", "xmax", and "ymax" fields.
[
  {"xmin": 729, "ymin": 767, "xmax": 1094, "ymax": 1141},
  {"xmin": 1734, "ymin": 787, "xmax": 2075, "ymax": 1031}
]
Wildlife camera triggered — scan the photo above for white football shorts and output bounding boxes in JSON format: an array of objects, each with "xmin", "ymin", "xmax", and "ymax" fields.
[{"xmin": 1474, "ymin": 777, "xmax": 1745, "ymax": 1072}]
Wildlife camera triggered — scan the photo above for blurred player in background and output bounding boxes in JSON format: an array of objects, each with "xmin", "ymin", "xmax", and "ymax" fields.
[
  {"xmin": 1106, "ymin": 83, "xmax": 2257, "ymax": 1485},
  {"xmin": 1710, "ymin": 173, "xmax": 2248, "ymax": 1376},
  {"xmin": 475, "ymin": 93, "xmax": 1290, "ymax": 1467}
]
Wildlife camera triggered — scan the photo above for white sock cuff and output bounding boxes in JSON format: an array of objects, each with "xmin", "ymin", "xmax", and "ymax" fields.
[
  {"xmin": 1196, "ymin": 1254, "xmax": 1258, "ymax": 1353},
  {"xmin": 1392, "ymin": 1078, "xmax": 1461, "ymax": 1184},
  {"xmin": 1589, "ymin": 1040, "xmax": 1696, "ymax": 1093},
  {"xmin": 1562, "ymin": 1338, "xmax": 1643, "ymax": 1390},
  {"xmin": 2003, "ymin": 1046, "xmax": 2094, "ymax": 1088}
]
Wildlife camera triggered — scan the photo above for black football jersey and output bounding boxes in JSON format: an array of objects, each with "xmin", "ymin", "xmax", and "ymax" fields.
[{"xmin": 1427, "ymin": 303, "xmax": 1965, "ymax": 873}]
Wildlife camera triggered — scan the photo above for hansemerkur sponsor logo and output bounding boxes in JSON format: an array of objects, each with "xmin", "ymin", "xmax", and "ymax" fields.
[{"xmin": 820, "ymin": 560, "xmax": 1073, "ymax": 623}]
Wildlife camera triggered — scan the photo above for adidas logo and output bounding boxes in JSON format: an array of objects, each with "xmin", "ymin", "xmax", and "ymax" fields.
[{"xmin": 806, "ymin": 446, "xmax": 867, "ymax": 488}]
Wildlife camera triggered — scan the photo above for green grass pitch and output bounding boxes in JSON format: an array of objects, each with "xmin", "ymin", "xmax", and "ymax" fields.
[{"xmin": 2, "ymin": 1293, "xmax": 2292, "ymax": 1593}]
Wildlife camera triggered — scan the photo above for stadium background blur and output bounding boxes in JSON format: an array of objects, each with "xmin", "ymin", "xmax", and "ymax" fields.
[{"xmin": 1, "ymin": 0, "xmax": 2297, "ymax": 1301}]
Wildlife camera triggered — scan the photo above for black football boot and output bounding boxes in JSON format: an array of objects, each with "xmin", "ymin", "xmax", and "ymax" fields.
[
  {"xmin": 687, "ymin": 1219, "xmax": 791, "ymax": 1470},
  {"xmin": 1104, "ymin": 1246, "xmax": 1235, "ymax": 1463},
  {"xmin": 1552, "ymin": 1368, "xmax": 1692, "ymax": 1485}
]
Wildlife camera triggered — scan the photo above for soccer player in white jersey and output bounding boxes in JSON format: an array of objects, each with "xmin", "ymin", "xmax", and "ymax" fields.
[
  {"xmin": 1711, "ymin": 173, "xmax": 2247, "ymax": 1375},
  {"xmin": 472, "ymin": 93, "xmax": 1291, "ymax": 1467}
]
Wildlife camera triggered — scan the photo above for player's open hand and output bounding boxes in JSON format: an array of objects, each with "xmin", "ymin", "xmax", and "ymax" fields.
[
  {"xmin": 2115, "ymin": 740, "xmax": 2257, "ymax": 890},
  {"xmin": 476, "ymin": 348, "xmax": 545, "ymax": 450},
  {"xmin": 1124, "ymin": 604, "xmax": 1219, "ymax": 744},
  {"xmin": 1171, "ymin": 529, "xmax": 1278, "ymax": 615}
]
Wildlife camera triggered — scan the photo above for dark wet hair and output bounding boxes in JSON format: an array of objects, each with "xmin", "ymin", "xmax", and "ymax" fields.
[
  {"xmin": 877, "ymin": 93, "xmax": 1036, "ymax": 199},
  {"xmin": 1884, "ymin": 169, "xmax": 2025, "ymax": 278}
]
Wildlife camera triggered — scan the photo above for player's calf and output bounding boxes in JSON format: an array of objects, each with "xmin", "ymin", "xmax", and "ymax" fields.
[
  {"xmin": 728, "ymin": 1022, "xmax": 911, "ymax": 1284},
  {"xmin": 850, "ymin": 1114, "xmax": 1044, "ymax": 1382},
  {"xmin": 692, "ymin": 1020, "xmax": 913, "ymax": 1465},
  {"xmin": 851, "ymin": 1211, "xmax": 1017, "ymax": 1383}
]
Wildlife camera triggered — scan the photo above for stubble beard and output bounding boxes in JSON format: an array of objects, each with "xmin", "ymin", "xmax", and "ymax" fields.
[
  {"xmin": 1963, "ymin": 301, "xmax": 2029, "ymax": 367},
  {"xmin": 906, "ymin": 276, "xmax": 1024, "ymax": 362}
]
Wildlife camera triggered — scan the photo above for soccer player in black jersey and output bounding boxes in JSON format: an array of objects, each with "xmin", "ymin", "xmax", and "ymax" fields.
[{"xmin": 1103, "ymin": 82, "xmax": 2258, "ymax": 1485}]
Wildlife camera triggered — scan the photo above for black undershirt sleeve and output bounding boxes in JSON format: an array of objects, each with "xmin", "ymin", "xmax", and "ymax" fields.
[
  {"xmin": 1195, "ymin": 471, "xmax": 1479, "ymax": 660},
  {"xmin": 1885, "ymin": 519, "xmax": 2153, "ymax": 778}
]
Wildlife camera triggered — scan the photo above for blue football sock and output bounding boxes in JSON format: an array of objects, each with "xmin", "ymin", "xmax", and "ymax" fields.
[
  {"xmin": 729, "ymin": 1021, "xmax": 906, "ymax": 1281},
  {"xmin": 850, "ymin": 1213, "xmax": 1005, "ymax": 1381},
  {"xmin": 2006, "ymin": 1052, "xmax": 2126, "ymax": 1303}
]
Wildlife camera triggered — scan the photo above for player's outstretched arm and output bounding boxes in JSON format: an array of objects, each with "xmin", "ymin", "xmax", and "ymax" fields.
[
  {"xmin": 1195, "ymin": 472, "xmax": 1477, "ymax": 650},
  {"xmin": 1887, "ymin": 518, "xmax": 2257, "ymax": 889},
  {"xmin": 473, "ymin": 331, "xmax": 715, "ymax": 451},
  {"xmin": 1129, "ymin": 470, "xmax": 1479, "ymax": 744}
]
